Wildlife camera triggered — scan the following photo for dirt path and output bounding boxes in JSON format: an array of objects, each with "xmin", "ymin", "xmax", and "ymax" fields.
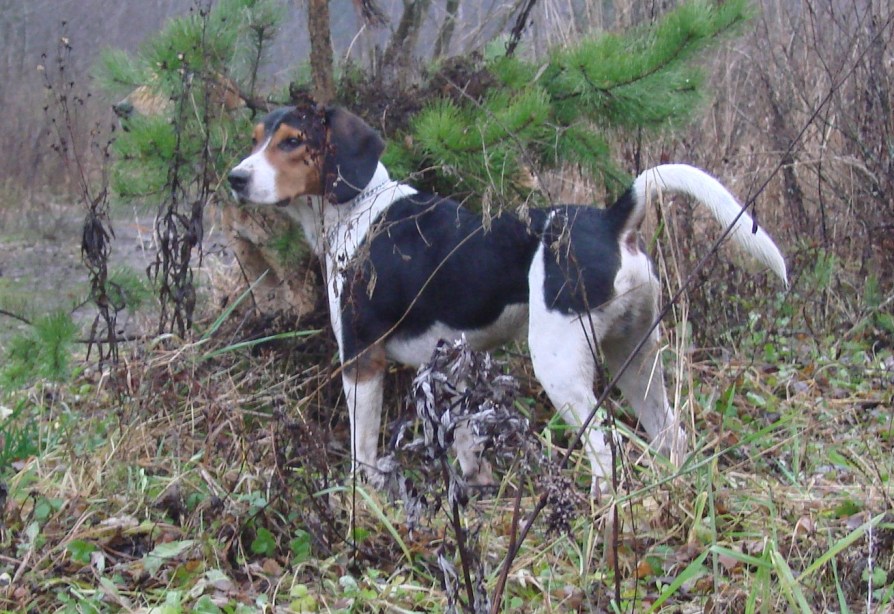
[{"xmin": 0, "ymin": 204, "xmax": 231, "ymax": 345}]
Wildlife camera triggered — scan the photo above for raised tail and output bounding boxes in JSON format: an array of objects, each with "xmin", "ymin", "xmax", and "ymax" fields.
[{"xmin": 627, "ymin": 164, "xmax": 788, "ymax": 287}]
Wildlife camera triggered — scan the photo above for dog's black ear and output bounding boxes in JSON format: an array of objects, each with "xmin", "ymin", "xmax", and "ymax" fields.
[{"xmin": 322, "ymin": 107, "xmax": 385, "ymax": 204}]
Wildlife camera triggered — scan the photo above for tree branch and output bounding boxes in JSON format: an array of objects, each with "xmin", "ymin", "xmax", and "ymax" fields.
[
  {"xmin": 0, "ymin": 309, "xmax": 31, "ymax": 326},
  {"xmin": 306, "ymin": 0, "xmax": 336, "ymax": 104}
]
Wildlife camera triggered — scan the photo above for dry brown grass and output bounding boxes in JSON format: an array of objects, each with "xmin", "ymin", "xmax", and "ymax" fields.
[
  {"xmin": 1, "ymin": 1, "xmax": 893, "ymax": 611},
  {"xmin": 1, "ymin": 283, "xmax": 892, "ymax": 611}
]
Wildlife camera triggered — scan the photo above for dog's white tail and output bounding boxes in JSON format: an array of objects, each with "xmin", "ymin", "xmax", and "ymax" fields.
[{"xmin": 631, "ymin": 164, "xmax": 788, "ymax": 287}]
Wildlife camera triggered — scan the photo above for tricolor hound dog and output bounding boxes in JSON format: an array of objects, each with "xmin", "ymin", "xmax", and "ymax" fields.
[{"xmin": 228, "ymin": 105, "xmax": 788, "ymax": 495}]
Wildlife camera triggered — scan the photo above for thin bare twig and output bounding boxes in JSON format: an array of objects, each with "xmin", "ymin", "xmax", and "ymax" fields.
[{"xmin": 0, "ymin": 309, "xmax": 31, "ymax": 326}]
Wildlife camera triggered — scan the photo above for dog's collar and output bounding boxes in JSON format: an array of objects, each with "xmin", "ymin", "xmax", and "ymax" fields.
[{"xmin": 343, "ymin": 163, "xmax": 400, "ymax": 209}]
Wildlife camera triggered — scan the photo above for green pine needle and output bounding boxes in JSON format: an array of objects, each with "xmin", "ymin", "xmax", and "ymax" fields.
[{"xmin": 406, "ymin": 0, "xmax": 751, "ymax": 206}]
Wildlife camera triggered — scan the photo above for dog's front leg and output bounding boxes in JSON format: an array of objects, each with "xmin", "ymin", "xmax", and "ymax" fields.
[{"xmin": 342, "ymin": 344, "xmax": 387, "ymax": 487}]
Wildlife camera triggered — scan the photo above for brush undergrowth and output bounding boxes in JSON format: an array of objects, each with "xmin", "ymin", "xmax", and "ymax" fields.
[
  {"xmin": 2, "ymin": 2, "xmax": 892, "ymax": 609},
  {"xmin": 0, "ymin": 276, "xmax": 891, "ymax": 612}
]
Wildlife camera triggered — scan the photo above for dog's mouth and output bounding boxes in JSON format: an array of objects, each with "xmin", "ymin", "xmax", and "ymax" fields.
[{"xmin": 231, "ymin": 193, "xmax": 291, "ymax": 208}]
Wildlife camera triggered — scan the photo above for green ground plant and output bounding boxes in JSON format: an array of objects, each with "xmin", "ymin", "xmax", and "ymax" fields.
[
  {"xmin": 0, "ymin": 311, "xmax": 78, "ymax": 388},
  {"xmin": 1, "ymin": 0, "xmax": 892, "ymax": 612}
]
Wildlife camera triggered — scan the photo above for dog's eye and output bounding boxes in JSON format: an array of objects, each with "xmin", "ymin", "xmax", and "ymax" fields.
[{"xmin": 280, "ymin": 136, "xmax": 302, "ymax": 151}]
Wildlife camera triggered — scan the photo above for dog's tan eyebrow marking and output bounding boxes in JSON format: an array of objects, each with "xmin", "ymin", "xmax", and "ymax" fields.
[
  {"xmin": 251, "ymin": 123, "xmax": 265, "ymax": 148},
  {"xmin": 271, "ymin": 124, "xmax": 306, "ymax": 146}
]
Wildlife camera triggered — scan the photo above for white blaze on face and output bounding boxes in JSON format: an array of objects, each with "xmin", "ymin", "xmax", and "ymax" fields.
[{"xmin": 231, "ymin": 137, "xmax": 280, "ymax": 204}]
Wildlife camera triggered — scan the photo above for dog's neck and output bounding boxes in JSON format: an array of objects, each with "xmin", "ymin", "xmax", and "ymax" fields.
[
  {"xmin": 281, "ymin": 165, "xmax": 394, "ymax": 257},
  {"xmin": 323, "ymin": 163, "xmax": 416, "ymax": 236},
  {"xmin": 321, "ymin": 162, "xmax": 417, "ymax": 289},
  {"xmin": 282, "ymin": 195, "xmax": 325, "ymax": 257},
  {"xmin": 341, "ymin": 163, "xmax": 397, "ymax": 209},
  {"xmin": 284, "ymin": 162, "xmax": 418, "ymax": 261}
]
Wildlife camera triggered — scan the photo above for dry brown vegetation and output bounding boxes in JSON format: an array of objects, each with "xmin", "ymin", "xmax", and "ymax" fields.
[{"xmin": 1, "ymin": 1, "xmax": 892, "ymax": 612}]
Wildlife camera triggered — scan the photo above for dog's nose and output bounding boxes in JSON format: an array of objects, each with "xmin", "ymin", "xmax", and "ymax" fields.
[
  {"xmin": 113, "ymin": 100, "xmax": 134, "ymax": 119},
  {"xmin": 228, "ymin": 169, "xmax": 249, "ymax": 193}
]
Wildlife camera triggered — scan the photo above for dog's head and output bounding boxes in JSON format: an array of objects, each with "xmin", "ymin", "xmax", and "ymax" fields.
[{"xmin": 228, "ymin": 105, "xmax": 385, "ymax": 206}]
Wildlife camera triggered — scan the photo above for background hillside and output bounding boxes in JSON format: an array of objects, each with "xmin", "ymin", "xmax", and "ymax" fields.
[{"xmin": 0, "ymin": 1, "xmax": 891, "ymax": 612}]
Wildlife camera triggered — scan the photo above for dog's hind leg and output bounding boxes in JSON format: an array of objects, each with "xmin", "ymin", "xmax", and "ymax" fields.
[
  {"xmin": 600, "ymin": 300, "xmax": 686, "ymax": 467},
  {"xmin": 528, "ymin": 305, "xmax": 617, "ymax": 496},
  {"xmin": 529, "ymin": 250, "xmax": 617, "ymax": 496}
]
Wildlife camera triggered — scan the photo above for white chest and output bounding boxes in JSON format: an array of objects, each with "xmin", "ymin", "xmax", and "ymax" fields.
[{"xmin": 282, "ymin": 196, "xmax": 325, "ymax": 256}]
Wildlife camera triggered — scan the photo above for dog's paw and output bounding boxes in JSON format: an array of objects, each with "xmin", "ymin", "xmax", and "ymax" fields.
[
  {"xmin": 363, "ymin": 467, "xmax": 386, "ymax": 490},
  {"xmin": 346, "ymin": 460, "xmax": 387, "ymax": 491}
]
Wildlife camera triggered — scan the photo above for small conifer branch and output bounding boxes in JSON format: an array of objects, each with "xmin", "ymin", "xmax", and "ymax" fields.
[{"xmin": 543, "ymin": 1, "xmax": 751, "ymax": 130}]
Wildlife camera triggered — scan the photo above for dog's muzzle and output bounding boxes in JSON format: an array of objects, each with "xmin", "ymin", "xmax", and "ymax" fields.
[
  {"xmin": 227, "ymin": 170, "xmax": 290, "ymax": 206},
  {"xmin": 113, "ymin": 100, "xmax": 134, "ymax": 119}
]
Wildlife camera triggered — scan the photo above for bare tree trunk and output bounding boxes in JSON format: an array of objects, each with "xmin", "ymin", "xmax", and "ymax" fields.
[
  {"xmin": 382, "ymin": 0, "xmax": 432, "ymax": 86},
  {"xmin": 306, "ymin": 0, "xmax": 335, "ymax": 104},
  {"xmin": 505, "ymin": 0, "xmax": 537, "ymax": 57},
  {"xmin": 432, "ymin": 0, "xmax": 459, "ymax": 59},
  {"xmin": 760, "ymin": 70, "xmax": 808, "ymax": 238}
]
